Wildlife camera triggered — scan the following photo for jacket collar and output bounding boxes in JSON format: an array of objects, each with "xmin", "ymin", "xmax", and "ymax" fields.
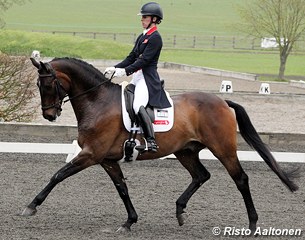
[{"xmin": 144, "ymin": 26, "xmax": 158, "ymax": 36}]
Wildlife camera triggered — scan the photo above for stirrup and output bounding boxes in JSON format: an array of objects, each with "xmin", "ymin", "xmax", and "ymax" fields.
[
  {"xmin": 147, "ymin": 140, "xmax": 159, "ymax": 152},
  {"xmin": 135, "ymin": 139, "xmax": 158, "ymax": 153}
]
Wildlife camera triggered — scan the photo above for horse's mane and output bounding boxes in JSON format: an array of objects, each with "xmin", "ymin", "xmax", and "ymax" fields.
[{"xmin": 52, "ymin": 57, "xmax": 111, "ymax": 86}]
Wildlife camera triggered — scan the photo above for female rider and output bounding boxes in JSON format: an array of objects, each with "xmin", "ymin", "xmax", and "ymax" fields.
[{"xmin": 105, "ymin": 2, "xmax": 171, "ymax": 152}]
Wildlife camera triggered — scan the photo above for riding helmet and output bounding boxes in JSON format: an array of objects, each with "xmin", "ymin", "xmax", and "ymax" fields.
[{"xmin": 138, "ymin": 2, "xmax": 163, "ymax": 20}]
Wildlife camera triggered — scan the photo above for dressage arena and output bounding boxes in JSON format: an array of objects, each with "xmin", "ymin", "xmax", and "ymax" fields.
[{"xmin": 0, "ymin": 65, "xmax": 304, "ymax": 239}]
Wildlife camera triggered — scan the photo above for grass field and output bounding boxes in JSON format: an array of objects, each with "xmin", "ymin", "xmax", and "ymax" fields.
[
  {"xmin": 3, "ymin": 0, "xmax": 242, "ymax": 36},
  {"xmin": 161, "ymin": 49, "xmax": 305, "ymax": 78},
  {"xmin": 1, "ymin": 0, "xmax": 305, "ymax": 79}
]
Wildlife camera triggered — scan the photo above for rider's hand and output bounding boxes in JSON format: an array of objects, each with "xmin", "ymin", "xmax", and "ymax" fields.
[
  {"xmin": 113, "ymin": 68, "xmax": 127, "ymax": 78},
  {"xmin": 104, "ymin": 67, "xmax": 115, "ymax": 76}
]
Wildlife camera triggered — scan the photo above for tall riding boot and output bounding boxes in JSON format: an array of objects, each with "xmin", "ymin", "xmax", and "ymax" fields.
[{"xmin": 136, "ymin": 106, "xmax": 158, "ymax": 152}]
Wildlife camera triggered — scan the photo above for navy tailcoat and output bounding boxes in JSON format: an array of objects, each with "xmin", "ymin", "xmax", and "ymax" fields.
[{"xmin": 115, "ymin": 26, "xmax": 171, "ymax": 109}]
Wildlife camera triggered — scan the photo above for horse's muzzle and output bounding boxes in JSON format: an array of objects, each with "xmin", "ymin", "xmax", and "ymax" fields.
[
  {"xmin": 43, "ymin": 108, "xmax": 61, "ymax": 122},
  {"xmin": 43, "ymin": 112, "xmax": 57, "ymax": 122}
]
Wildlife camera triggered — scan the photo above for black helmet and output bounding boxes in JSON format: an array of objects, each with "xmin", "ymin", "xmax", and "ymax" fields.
[{"xmin": 138, "ymin": 2, "xmax": 163, "ymax": 20}]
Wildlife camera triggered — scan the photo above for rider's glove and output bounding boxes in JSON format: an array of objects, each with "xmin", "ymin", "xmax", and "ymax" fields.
[
  {"xmin": 113, "ymin": 68, "xmax": 127, "ymax": 78},
  {"xmin": 104, "ymin": 67, "xmax": 116, "ymax": 76}
]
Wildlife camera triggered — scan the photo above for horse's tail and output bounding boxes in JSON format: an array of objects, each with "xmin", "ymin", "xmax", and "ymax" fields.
[{"xmin": 225, "ymin": 100, "xmax": 299, "ymax": 192}]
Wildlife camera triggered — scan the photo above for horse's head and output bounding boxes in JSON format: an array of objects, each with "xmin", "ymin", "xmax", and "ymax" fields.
[{"xmin": 31, "ymin": 58, "xmax": 69, "ymax": 121}]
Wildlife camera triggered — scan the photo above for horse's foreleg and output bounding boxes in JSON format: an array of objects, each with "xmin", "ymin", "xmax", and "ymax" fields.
[
  {"xmin": 174, "ymin": 149, "xmax": 211, "ymax": 226},
  {"xmin": 101, "ymin": 160, "xmax": 138, "ymax": 232},
  {"xmin": 21, "ymin": 155, "xmax": 92, "ymax": 216}
]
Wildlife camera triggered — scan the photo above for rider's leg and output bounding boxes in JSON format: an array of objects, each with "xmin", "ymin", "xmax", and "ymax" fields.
[
  {"xmin": 131, "ymin": 74, "xmax": 158, "ymax": 152},
  {"xmin": 131, "ymin": 73, "xmax": 149, "ymax": 114},
  {"xmin": 137, "ymin": 105, "xmax": 158, "ymax": 152}
]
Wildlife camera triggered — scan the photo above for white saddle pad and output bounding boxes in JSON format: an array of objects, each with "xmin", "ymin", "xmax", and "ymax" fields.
[{"xmin": 120, "ymin": 81, "xmax": 174, "ymax": 132}]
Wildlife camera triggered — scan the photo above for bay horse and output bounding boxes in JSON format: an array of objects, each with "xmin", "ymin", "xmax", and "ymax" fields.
[{"xmin": 23, "ymin": 57, "xmax": 298, "ymax": 233}]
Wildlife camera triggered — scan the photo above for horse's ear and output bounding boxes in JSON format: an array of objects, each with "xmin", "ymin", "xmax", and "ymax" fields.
[
  {"xmin": 30, "ymin": 57, "xmax": 40, "ymax": 69},
  {"xmin": 40, "ymin": 61, "xmax": 48, "ymax": 71}
]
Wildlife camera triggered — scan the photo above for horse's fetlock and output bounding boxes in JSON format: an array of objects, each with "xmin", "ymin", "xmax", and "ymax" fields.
[
  {"xmin": 234, "ymin": 172, "xmax": 249, "ymax": 191},
  {"xmin": 51, "ymin": 172, "xmax": 66, "ymax": 183}
]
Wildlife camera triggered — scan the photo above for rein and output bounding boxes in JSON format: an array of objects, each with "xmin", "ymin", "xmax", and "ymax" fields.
[
  {"xmin": 38, "ymin": 67, "xmax": 114, "ymax": 110},
  {"xmin": 63, "ymin": 74, "xmax": 112, "ymax": 104}
]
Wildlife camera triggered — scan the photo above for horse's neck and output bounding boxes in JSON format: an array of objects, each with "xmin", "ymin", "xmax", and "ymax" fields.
[{"xmin": 69, "ymin": 83, "xmax": 121, "ymax": 126}]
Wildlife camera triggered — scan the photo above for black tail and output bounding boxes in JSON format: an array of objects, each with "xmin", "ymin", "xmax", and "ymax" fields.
[{"xmin": 226, "ymin": 100, "xmax": 299, "ymax": 192}]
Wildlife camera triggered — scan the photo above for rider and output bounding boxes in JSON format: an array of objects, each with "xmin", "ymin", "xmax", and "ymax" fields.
[{"xmin": 104, "ymin": 2, "xmax": 171, "ymax": 152}]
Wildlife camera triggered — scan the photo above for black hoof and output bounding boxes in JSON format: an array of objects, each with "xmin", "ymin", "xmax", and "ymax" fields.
[
  {"xmin": 116, "ymin": 225, "xmax": 131, "ymax": 233},
  {"xmin": 177, "ymin": 212, "xmax": 188, "ymax": 226},
  {"xmin": 20, "ymin": 206, "xmax": 37, "ymax": 216}
]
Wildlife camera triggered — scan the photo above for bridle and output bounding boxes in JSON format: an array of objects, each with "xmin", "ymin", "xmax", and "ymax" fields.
[
  {"xmin": 37, "ymin": 63, "xmax": 113, "ymax": 113},
  {"xmin": 37, "ymin": 64, "xmax": 67, "ymax": 113}
]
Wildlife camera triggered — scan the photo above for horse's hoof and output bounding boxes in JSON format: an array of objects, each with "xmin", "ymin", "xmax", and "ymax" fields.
[
  {"xmin": 116, "ymin": 225, "xmax": 131, "ymax": 233},
  {"xmin": 249, "ymin": 223, "xmax": 257, "ymax": 235},
  {"xmin": 20, "ymin": 206, "xmax": 37, "ymax": 216},
  {"xmin": 177, "ymin": 212, "xmax": 188, "ymax": 226}
]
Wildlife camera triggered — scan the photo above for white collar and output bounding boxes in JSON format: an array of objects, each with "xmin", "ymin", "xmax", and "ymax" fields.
[{"xmin": 143, "ymin": 28, "xmax": 151, "ymax": 35}]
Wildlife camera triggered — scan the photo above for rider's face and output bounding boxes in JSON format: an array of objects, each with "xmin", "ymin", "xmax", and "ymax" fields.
[{"xmin": 141, "ymin": 15, "xmax": 152, "ymax": 29}]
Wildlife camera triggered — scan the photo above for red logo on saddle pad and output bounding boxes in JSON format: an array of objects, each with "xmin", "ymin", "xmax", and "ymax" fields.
[{"xmin": 153, "ymin": 120, "xmax": 169, "ymax": 125}]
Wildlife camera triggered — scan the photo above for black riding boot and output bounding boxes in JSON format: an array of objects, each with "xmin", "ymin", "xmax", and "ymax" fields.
[{"xmin": 136, "ymin": 106, "xmax": 158, "ymax": 153}]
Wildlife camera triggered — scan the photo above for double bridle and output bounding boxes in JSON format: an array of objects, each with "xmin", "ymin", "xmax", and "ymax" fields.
[
  {"xmin": 37, "ymin": 63, "xmax": 113, "ymax": 112},
  {"xmin": 37, "ymin": 67, "xmax": 67, "ymax": 113}
]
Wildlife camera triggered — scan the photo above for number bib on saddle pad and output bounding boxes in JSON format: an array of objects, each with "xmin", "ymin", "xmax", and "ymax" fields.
[{"xmin": 120, "ymin": 81, "xmax": 174, "ymax": 132}]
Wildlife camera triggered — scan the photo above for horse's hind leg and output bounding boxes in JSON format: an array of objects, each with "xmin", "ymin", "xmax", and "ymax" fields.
[
  {"xmin": 217, "ymin": 153, "xmax": 258, "ymax": 232},
  {"xmin": 101, "ymin": 160, "xmax": 138, "ymax": 232},
  {"xmin": 174, "ymin": 149, "xmax": 211, "ymax": 226}
]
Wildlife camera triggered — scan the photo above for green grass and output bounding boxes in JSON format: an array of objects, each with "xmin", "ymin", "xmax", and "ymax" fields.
[
  {"xmin": 0, "ymin": 30, "xmax": 130, "ymax": 59},
  {"xmin": 161, "ymin": 49, "xmax": 305, "ymax": 77},
  {"xmin": 1, "ymin": 30, "xmax": 305, "ymax": 79},
  {"xmin": 3, "ymin": 0, "xmax": 243, "ymax": 36},
  {"xmin": 2, "ymin": 0, "xmax": 305, "ymax": 79}
]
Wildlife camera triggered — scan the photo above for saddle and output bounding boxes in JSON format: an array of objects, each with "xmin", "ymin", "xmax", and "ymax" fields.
[
  {"xmin": 124, "ymin": 83, "xmax": 155, "ymax": 124},
  {"xmin": 121, "ymin": 81, "xmax": 173, "ymax": 161}
]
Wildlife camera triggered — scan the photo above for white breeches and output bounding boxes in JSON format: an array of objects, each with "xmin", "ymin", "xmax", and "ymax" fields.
[{"xmin": 130, "ymin": 70, "xmax": 149, "ymax": 114}]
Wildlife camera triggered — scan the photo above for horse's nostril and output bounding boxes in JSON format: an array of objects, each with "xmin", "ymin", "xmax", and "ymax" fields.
[{"xmin": 43, "ymin": 113, "xmax": 56, "ymax": 122}]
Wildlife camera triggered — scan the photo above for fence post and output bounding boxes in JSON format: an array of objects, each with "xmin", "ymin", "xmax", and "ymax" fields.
[
  {"xmin": 232, "ymin": 37, "xmax": 235, "ymax": 49},
  {"xmin": 173, "ymin": 35, "xmax": 176, "ymax": 48},
  {"xmin": 213, "ymin": 36, "xmax": 216, "ymax": 48},
  {"xmin": 193, "ymin": 36, "xmax": 196, "ymax": 48}
]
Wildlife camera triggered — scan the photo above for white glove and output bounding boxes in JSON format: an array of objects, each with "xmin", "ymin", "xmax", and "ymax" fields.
[
  {"xmin": 113, "ymin": 68, "xmax": 126, "ymax": 78},
  {"xmin": 104, "ymin": 66, "xmax": 115, "ymax": 76}
]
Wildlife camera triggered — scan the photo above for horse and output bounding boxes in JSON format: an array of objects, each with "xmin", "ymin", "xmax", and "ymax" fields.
[{"xmin": 23, "ymin": 57, "xmax": 298, "ymax": 233}]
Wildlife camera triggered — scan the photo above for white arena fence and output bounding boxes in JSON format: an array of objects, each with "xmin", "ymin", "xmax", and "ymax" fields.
[{"xmin": 0, "ymin": 141, "xmax": 304, "ymax": 164}]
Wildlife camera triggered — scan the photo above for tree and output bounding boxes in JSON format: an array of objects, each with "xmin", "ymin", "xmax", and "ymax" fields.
[
  {"xmin": 0, "ymin": 54, "xmax": 37, "ymax": 122},
  {"xmin": 0, "ymin": 0, "xmax": 29, "ymax": 28},
  {"xmin": 237, "ymin": 0, "xmax": 305, "ymax": 80}
]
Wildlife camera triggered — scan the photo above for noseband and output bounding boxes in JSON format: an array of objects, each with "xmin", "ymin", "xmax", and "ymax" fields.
[{"xmin": 38, "ymin": 64, "xmax": 67, "ymax": 112}]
